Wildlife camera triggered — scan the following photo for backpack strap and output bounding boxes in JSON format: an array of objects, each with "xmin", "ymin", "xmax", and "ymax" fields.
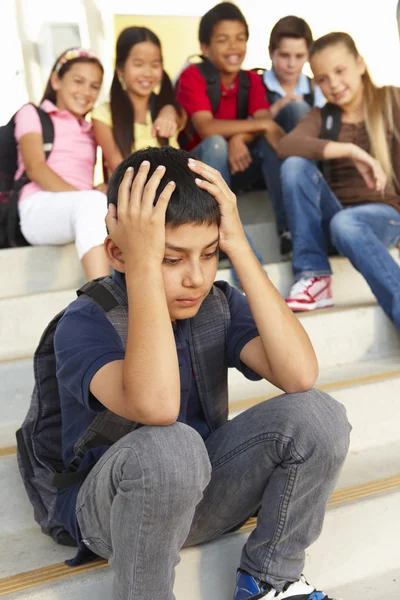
[
  {"xmin": 320, "ymin": 103, "xmax": 342, "ymax": 141},
  {"xmin": 52, "ymin": 277, "xmax": 127, "ymax": 491},
  {"xmin": 77, "ymin": 279, "xmax": 120, "ymax": 312},
  {"xmin": 7, "ymin": 106, "xmax": 54, "ymax": 247},
  {"xmin": 196, "ymin": 58, "xmax": 221, "ymax": 114},
  {"xmin": 36, "ymin": 107, "xmax": 54, "ymax": 157},
  {"xmin": 14, "ymin": 105, "xmax": 54, "ymax": 191},
  {"xmin": 237, "ymin": 71, "xmax": 250, "ymax": 119},
  {"xmin": 250, "ymin": 67, "xmax": 278, "ymax": 106},
  {"xmin": 303, "ymin": 76, "xmax": 315, "ymax": 108},
  {"xmin": 319, "ymin": 103, "xmax": 343, "ymax": 182}
]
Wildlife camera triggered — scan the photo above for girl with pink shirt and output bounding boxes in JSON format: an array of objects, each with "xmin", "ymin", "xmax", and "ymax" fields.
[{"xmin": 15, "ymin": 48, "xmax": 109, "ymax": 280}]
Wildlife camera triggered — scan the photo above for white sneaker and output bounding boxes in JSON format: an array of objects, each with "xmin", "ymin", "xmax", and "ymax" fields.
[{"xmin": 285, "ymin": 277, "xmax": 334, "ymax": 312}]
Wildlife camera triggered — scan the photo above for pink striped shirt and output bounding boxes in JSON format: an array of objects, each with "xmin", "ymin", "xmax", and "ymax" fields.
[{"xmin": 14, "ymin": 100, "xmax": 97, "ymax": 202}]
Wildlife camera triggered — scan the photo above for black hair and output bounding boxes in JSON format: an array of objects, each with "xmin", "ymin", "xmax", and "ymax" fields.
[
  {"xmin": 199, "ymin": 2, "xmax": 249, "ymax": 45},
  {"xmin": 111, "ymin": 27, "xmax": 183, "ymax": 158},
  {"xmin": 269, "ymin": 16, "xmax": 313, "ymax": 53},
  {"xmin": 41, "ymin": 50, "xmax": 104, "ymax": 105},
  {"xmin": 108, "ymin": 146, "xmax": 220, "ymax": 228}
]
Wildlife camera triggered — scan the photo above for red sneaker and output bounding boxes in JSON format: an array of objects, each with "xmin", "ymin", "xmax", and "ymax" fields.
[{"xmin": 286, "ymin": 277, "xmax": 334, "ymax": 312}]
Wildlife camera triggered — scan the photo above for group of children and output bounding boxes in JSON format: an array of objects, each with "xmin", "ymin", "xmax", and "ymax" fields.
[
  {"xmin": 14, "ymin": 2, "xmax": 400, "ymax": 329},
  {"xmin": 13, "ymin": 2, "xmax": 400, "ymax": 600}
]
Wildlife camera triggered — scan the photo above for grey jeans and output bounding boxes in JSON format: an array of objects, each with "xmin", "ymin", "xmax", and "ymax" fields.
[{"xmin": 76, "ymin": 389, "xmax": 351, "ymax": 599}]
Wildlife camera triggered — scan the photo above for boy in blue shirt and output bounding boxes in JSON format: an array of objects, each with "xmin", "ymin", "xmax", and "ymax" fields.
[
  {"xmin": 54, "ymin": 146, "xmax": 350, "ymax": 599},
  {"xmin": 264, "ymin": 16, "xmax": 325, "ymax": 130},
  {"xmin": 261, "ymin": 16, "xmax": 325, "ymax": 254}
]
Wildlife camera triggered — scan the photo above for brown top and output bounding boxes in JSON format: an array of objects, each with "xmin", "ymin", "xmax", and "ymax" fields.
[{"xmin": 278, "ymin": 87, "xmax": 400, "ymax": 213}]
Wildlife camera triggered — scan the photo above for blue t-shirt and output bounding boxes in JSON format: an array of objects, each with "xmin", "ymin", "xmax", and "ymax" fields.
[{"xmin": 54, "ymin": 272, "xmax": 262, "ymax": 553}]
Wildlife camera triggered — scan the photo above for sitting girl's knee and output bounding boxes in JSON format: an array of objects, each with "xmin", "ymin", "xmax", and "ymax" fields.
[
  {"xmin": 281, "ymin": 156, "xmax": 311, "ymax": 184},
  {"xmin": 329, "ymin": 210, "xmax": 359, "ymax": 247}
]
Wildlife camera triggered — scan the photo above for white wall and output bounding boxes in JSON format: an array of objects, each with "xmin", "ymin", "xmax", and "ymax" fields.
[
  {"xmin": 102, "ymin": 0, "xmax": 400, "ymax": 85},
  {"xmin": 0, "ymin": 2, "xmax": 28, "ymax": 123},
  {"xmin": 1, "ymin": 0, "xmax": 400, "ymax": 121}
]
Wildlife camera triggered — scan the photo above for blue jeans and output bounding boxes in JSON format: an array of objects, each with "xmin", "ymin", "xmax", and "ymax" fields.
[
  {"xmin": 76, "ymin": 390, "xmax": 350, "ymax": 598},
  {"xmin": 192, "ymin": 134, "xmax": 285, "ymax": 234},
  {"xmin": 275, "ymin": 100, "xmax": 311, "ymax": 134},
  {"xmin": 281, "ymin": 156, "xmax": 400, "ymax": 328}
]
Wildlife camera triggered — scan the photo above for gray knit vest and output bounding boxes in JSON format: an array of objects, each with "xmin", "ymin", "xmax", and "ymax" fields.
[{"xmin": 73, "ymin": 276, "xmax": 231, "ymax": 458}]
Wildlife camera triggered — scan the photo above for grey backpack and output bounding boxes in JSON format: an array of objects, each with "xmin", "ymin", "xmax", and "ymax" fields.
[
  {"xmin": 16, "ymin": 278, "xmax": 131, "ymax": 546},
  {"xmin": 16, "ymin": 277, "xmax": 231, "ymax": 546}
]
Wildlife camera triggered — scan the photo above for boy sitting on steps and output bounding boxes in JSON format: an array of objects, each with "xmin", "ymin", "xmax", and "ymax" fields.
[
  {"xmin": 176, "ymin": 2, "xmax": 289, "ymax": 258},
  {"xmin": 263, "ymin": 16, "xmax": 325, "ymax": 132},
  {"xmin": 54, "ymin": 146, "xmax": 350, "ymax": 599}
]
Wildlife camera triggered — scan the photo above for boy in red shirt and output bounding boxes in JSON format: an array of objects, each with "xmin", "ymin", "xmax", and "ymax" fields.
[{"xmin": 176, "ymin": 2, "xmax": 288, "ymax": 255}]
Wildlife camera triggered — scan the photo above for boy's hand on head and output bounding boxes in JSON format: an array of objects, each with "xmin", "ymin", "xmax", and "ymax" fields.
[
  {"xmin": 228, "ymin": 135, "xmax": 252, "ymax": 174},
  {"xmin": 106, "ymin": 161, "xmax": 176, "ymax": 267},
  {"xmin": 188, "ymin": 158, "xmax": 248, "ymax": 257}
]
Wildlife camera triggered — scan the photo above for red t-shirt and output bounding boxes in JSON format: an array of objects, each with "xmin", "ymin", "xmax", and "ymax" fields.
[{"xmin": 176, "ymin": 64, "xmax": 270, "ymax": 150}]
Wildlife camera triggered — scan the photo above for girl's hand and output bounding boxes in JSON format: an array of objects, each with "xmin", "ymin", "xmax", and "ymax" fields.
[
  {"xmin": 151, "ymin": 115, "xmax": 178, "ymax": 139},
  {"xmin": 188, "ymin": 158, "xmax": 248, "ymax": 257},
  {"xmin": 105, "ymin": 161, "xmax": 176, "ymax": 266},
  {"xmin": 95, "ymin": 182, "xmax": 108, "ymax": 194},
  {"xmin": 349, "ymin": 144, "xmax": 387, "ymax": 192}
]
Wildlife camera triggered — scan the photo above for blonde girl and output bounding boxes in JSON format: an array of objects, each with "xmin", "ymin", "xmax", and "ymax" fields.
[{"xmin": 278, "ymin": 32, "xmax": 400, "ymax": 329}]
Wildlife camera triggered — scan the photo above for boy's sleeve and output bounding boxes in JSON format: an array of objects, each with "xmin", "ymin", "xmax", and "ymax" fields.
[
  {"xmin": 247, "ymin": 71, "xmax": 270, "ymax": 115},
  {"xmin": 54, "ymin": 300, "xmax": 125, "ymax": 412},
  {"xmin": 14, "ymin": 104, "xmax": 43, "ymax": 142},
  {"xmin": 91, "ymin": 102, "xmax": 112, "ymax": 126},
  {"xmin": 176, "ymin": 66, "xmax": 213, "ymax": 116},
  {"xmin": 218, "ymin": 281, "xmax": 263, "ymax": 381}
]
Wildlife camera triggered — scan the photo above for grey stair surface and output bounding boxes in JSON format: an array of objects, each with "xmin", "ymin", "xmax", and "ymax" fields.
[{"xmin": 237, "ymin": 189, "xmax": 281, "ymax": 264}]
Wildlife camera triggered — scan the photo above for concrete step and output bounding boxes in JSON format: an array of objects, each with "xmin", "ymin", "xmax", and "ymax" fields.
[
  {"xmin": 2, "ymin": 566, "xmax": 399, "ymax": 600},
  {"xmin": 2, "ymin": 239, "xmax": 398, "ymax": 302},
  {"xmin": 1, "ymin": 286, "xmax": 399, "ymax": 363},
  {"xmin": 0, "ymin": 191, "xmax": 281, "ymax": 300},
  {"xmin": 2, "ymin": 439, "xmax": 399, "ymax": 537},
  {"xmin": 0, "ymin": 245, "xmax": 85, "ymax": 300},
  {"xmin": 1, "ymin": 355, "xmax": 399, "ymax": 450},
  {"xmin": 0, "ymin": 443, "xmax": 399, "ymax": 598}
]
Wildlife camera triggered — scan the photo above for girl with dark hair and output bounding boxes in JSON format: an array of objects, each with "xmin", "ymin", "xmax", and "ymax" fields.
[
  {"xmin": 92, "ymin": 26, "xmax": 185, "ymax": 173},
  {"xmin": 279, "ymin": 32, "xmax": 400, "ymax": 328},
  {"xmin": 15, "ymin": 48, "xmax": 109, "ymax": 280}
]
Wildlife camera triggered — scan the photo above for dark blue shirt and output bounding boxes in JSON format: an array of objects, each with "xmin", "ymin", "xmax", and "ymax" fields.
[{"xmin": 54, "ymin": 273, "xmax": 262, "ymax": 554}]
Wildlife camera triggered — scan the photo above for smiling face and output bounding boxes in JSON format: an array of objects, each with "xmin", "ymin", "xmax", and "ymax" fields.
[
  {"xmin": 161, "ymin": 222, "xmax": 219, "ymax": 321},
  {"xmin": 201, "ymin": 20, "xmax": 247, "ymax": 76},
  {"xmin": 51, "ymin": 62, "xmax": 103, "ymax": 117},
  {"xmin": 118, "ymin": 41, "xmax": 163, "ymax": 98},
  {"xmin": 311, "ymin": 42, "xmax": 365, "ymax": 108},
  {"xmin": 270, "ymin": 37, "xmax": 309, "ymax": 86}
]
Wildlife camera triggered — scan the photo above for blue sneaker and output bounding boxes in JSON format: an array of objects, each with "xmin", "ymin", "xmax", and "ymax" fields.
[{"xmin": 234, "ymin": 569, "xmax": 335, "ymax": 600}]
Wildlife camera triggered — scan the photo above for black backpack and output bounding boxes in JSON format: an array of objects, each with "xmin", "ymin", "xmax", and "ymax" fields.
[
  {"xmin": 252, "ymin": 67, "xmax": 315, "ymax": 108},
  {"xmin": 0, "ymin": 104, "xmax": 54, "ymax": 248},
  {"xmin": 178, "ymin": 56, "xmax": 251, "ymax": 150},
  {"xmin": 16, "ymin": 279, "xmax": 126, "ymax": 546},
  {"xmin": 319, "ymin": 102, "xmax": 342, "ymax": 180}
]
